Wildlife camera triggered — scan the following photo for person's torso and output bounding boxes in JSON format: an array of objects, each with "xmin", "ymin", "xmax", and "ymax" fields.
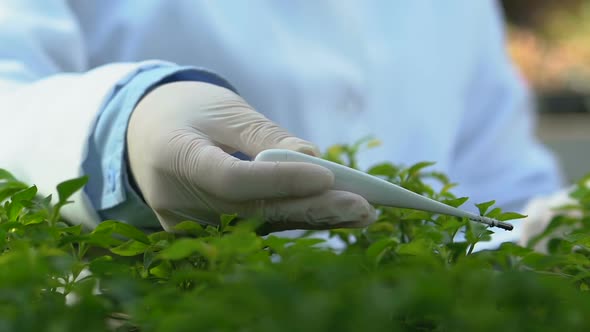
[{"xmin": 70, "ymin": 0, "xmax": 483, "ymax": 172}]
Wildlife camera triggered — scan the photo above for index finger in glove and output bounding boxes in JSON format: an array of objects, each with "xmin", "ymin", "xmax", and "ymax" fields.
[
  {"xmin": 259, "ymin": 190, "xmax": 377, "ymax": 230},
  {"xmin": 186, "ymin": 83, "xmax": 320, "ymax": 158},
  {"xmin": 187, "ymin": 144, "xmax": 334, "ymax": 202}
]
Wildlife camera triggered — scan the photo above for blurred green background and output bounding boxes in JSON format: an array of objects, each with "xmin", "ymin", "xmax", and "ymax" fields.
[{"xmin": 501, "ymin": 0, "xmax": 590, "ymax": 183}]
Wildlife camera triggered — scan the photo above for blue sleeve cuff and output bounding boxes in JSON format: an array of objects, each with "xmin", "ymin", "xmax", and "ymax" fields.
[{"xmin": 82, "ymin": 65, "xmax": 237, "ymax": 228}]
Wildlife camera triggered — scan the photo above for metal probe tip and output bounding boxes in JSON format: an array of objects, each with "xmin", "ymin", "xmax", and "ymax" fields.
[{"xmin": 470, "ymin": 216, "xmax": 514, "ymax": 231}]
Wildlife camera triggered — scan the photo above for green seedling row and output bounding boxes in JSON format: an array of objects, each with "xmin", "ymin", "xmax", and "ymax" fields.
[{"xmin": 0, "ymin": 140, "xmax": 589, "ymax": 331}]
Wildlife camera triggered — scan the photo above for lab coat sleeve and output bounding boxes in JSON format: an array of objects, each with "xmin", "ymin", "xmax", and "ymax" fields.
[
  {"xmin": 0, "ymin": 1, "xmax": 229, "ymax": 229},
  {"xmin": 85, "ymin": 66, "xmax": 236, "ymax": 229},
  {"xmin": 452, "ymin": 1, "xmax": 564, "ymax": 249}
]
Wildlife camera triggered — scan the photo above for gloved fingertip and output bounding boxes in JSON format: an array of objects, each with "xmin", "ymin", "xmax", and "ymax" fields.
[
  {"xmin": 364, "ymin": 205, "xmax": 378, "ymax": 225},
  {"xmin": 346, "ymin": 201, "xmax": 377, "ymax": 226},
  {"xmin": 312, "ymin": 191, "xmax": 375, "ymax": 226},
  {"xmin": 276, "ymin": 137, "xmax": 321, "ymax": 157},
  {"xmin": 294, "ymin": 145, "xmax": 321, "ymax": 157},
  {"xmin": 299, "ymin": 164, "xmax": 335, "ymax": 192}
]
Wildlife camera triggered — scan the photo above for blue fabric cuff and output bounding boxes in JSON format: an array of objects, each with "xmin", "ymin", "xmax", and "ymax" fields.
[{"xmin": 82, "ymin": 65, "xmax": 236, "ymax": 227}]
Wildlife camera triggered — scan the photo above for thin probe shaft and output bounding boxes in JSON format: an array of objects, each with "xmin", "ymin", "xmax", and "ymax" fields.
[
  {"xmin": 469, "ymin": 216, "xmax": 514, "ymax": 231},
  {"xmin": 255, "ymin": 149, "xmax": 515, "ymax": 231}
]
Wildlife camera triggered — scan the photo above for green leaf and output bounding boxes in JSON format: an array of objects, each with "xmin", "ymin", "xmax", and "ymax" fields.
[
  {"xmin": 486, "ymin": 207, "xmax": 502, "ymax": 219},
  {"xmin": 366, "ymin": 138, "xmax": 382, "ymax": 149},
  {"xmin": 475, "ymin": 200, "xmax": 495, "ymax": 216},
  {"xmin": 570, "ymin": 185, "xmax": 590, "ymax": 200},
  {"xmin": 440, "ymin": 183, "xmax": 458, "ymax": 194},
  {"xmin": 367, "ymin": 222, "xmax": 395, "ymax": 233},
  {"xmin": 425, "ymin": 171, "xmax": 450, "ymax": 185},
  {"xmin": 445, "ymin": 242, "xmax": 470, "ymax": 259},
  {"xmin": 110, "ymin": 240, "xmax": 149, "ymax": 256},
  {"xmin": 396, "ymin": 238, "xmax": 433, "ymax": 256},
  {"xmin": 143, "ymin": 247, "xmax": 159, "ymax": 272},
  {"xmin": 59, "ymin": 224, "xmax": 83, "ymax": 236},
  {"xmin": 402, "ymin": 210, "xmax": 432, "ymax": 221},
  {"xmin": 92, "ymin": 220, "xmax": 150, "ymax": 245},
  {"xmin": 289, "ymin": 238, "xmax": 325, "ymax": 249},
  {"xmin": 564, "ymin": 233, "xmax": 590, "ymax": 248},
  {"xmin": 0, "ymin": 169, "xmax": 17, "ymax": 182},
  {"xmin": 527, "ymin": 214, "xmax": 580, "ymax": 248},
  {"xmin": 0, "ymin": 182, "xmax": 29, "ymax": 202},
  {"xmin": 220, "ymin": 213, "xmax": 237, "ymax": 231},
  {"xmin": 553, "ymin": 204, "xmax": 584, "ymax": 212},
  {"xmin": 148, "ymin": 231, "xmax": 176, "ymax": 244},
  {"xmin": 465, "ymin": 222, "xmax": 494, "ymax": 244},
  {"xmin": 547, "ymin": 238, "xmax": 571, "ymax": 255},
  {"xmin": 407, "ymin": 161, "xmax": 436, "ymax": 177},
  {"xmin": 11, "ymin": 186, "xmax": 37, "ymax": 202},
  {"xmin": 7, "ymin": 202, "xmax": 24, "ymax": 222},
  {"xmin": 496, "ymin": 212, "xmax": 527, "ymax": 221},
  {"xmin": 21, "ymin": 214, "xmax": 45, "ymax": 225},
  {"xmin": 494, "ymin": 242, "xmax": 533, "ymax": 257},
  {"xmin": 205, "ymin": 225, "xmax": 220, "ymax": 236},
  {"xmin": 158, "ymin": 238, "xmax": 204, "ymax": 260},
  {"xmin": 85, "ymin": 232, "xmax": 123, "ymax": 248},
  {"xmin": 56, "ymin": 176, "xmax": 88, "ymax": 203},
  {"xmin": 263, "ymin": 236, "xmax": 292, "ymax": 252},
  {"xmin": 149, "ymin": 261, "xmax": 172, "ymax": 278},
  {"xmin": 88, "ymin": 255, "xmax": 129, "ymax": 276},
  {"xmin": 366, "ymin": 238, "xmax": 397, "ymax": 264},
  {"xmin": 323, "ymin": 144, "xmax": 345, "ymax": 164},
  {"xmin": 415, "ymin": 226, "xmax": 445, "ymax": 243},
  {"xmin": 577, "ymin": 173, "xmax": 590, "ymax": 187},
  {"xmin": 367, "ymin": 163, "xmax": 399, "ymax": 178},
  {"xmin": 173, "ymin": 221, "xmax": 205, "ymax": 236},
  {"xmin": 440, "ymin": 217, "xmax": 466, "ymax": 233},
  {"xmin": 443, "ymin": 197, "xmax": 469, "ymax": 208},
  {"xmin": 351, "ymin": 135, "xmax": 377, "ymax": 153}
]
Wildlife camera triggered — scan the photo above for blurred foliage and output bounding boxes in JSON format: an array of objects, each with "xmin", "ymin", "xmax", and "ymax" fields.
[
  {"xmin": 503, "ymin": 0, "xmax": 590, "ymax": 96},
  {"xmin": 501, "ymin": 0, "xmax": 584, "ymax": 31},
  {"xmin": 1, "ymin": 141, "xmax": 590, "ymax": 331}
]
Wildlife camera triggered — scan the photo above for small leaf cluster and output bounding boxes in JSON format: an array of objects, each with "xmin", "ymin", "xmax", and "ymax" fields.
[{"xmin": 0, "ymin": 141, "xmax": 590, "ymax": 331}]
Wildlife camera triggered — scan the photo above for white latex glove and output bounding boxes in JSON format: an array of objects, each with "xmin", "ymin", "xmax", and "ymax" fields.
[
  {"xmin": 127, "ymin": 82, "xmax": 376, "ymax": 232},
  {"xmin": 519, "ymin": 186, "xmax": 581, "ymax": 251}
]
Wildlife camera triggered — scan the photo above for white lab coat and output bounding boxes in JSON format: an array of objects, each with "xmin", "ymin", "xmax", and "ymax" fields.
[{"xmin": 0, "ymin": 1, "xmax": 562, "ymax": 244}]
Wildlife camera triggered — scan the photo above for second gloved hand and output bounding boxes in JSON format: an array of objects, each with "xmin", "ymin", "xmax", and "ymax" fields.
[{"xmin": 126, "ymin": 82, "xmax": 376, "ymax": 232}]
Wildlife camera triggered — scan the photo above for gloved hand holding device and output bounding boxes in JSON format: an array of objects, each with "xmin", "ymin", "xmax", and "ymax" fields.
[{"xmin": 127, "ymin": 82, "xmax": 376, "ymax": 232}]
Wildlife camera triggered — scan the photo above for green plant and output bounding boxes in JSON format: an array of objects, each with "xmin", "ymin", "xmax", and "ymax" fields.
[{"xmin": 0, "ymin": 141, "xmax": 589, "ymax": 331}]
